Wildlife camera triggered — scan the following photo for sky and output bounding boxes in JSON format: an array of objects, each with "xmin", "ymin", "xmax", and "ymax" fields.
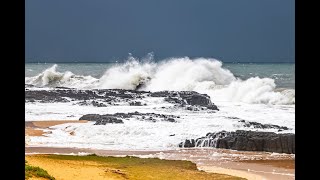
[{"xmin": 25, "ymin": 0, "xmax": 295, "ymax": 63}]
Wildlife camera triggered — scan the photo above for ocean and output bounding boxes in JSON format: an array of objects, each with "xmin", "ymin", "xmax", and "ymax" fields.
[{"xmin": 25, "ymin": 57, "xmax": 295, "ymax": 150}]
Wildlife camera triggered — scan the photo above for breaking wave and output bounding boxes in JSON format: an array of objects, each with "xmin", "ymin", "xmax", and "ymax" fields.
[
  {"xmin": 25, "ymin": 64, "xmax": 99, "ymax": 89},
  {"xmin": 25, "ymin": 56, "xmax": 295, "ymax": 105}
]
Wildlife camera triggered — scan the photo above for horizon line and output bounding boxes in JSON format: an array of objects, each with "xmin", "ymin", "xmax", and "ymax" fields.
[{"xmin": 25, "ymin": 60, "xmax": 295, "ymax": 63}]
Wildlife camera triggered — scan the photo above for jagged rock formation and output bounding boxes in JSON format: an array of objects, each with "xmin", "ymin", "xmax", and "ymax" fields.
[
  {"xmin": 25, "ymin": 88, "xmax": 218, "ymax": 111},
  {"xmin": 179, "ymin": 130, "xmax": 295, "ymax": 154},
  {"xmin": 79, "ymin": 112, "xmax": 180, "ymax": 124}
]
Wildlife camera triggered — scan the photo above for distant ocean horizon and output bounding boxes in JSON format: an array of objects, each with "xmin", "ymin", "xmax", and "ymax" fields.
[{"xmin": 25, "ymin": 60, "xmax": 295, "ymax": 64}]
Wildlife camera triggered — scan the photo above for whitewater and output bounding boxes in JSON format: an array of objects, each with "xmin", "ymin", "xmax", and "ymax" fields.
[{"xmin": 25, "ymin": 57, "xmax": 295, "ymax": 150}]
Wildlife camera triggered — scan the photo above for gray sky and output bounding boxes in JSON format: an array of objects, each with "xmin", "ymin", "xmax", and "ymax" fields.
[{"xmin": 25, "ymin": 0, "xmax": 295, "ymax": 63}]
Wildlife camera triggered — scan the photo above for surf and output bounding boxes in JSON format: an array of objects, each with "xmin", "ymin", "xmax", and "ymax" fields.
[{"xmin": 25, "ymin": 56, "xmax": 295, "ymax": 105}]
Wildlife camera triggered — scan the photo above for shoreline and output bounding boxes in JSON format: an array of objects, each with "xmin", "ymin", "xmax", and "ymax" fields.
[
  {"xmin": 25, "ymin": 146, "xmax": 294, "ymax": 180},
  {"xmin": 25, "ymin": 120, "xmax": 88, "ymax": 137},
  {"xmin": 26, "ymin": 154, "xmax": 246, "ymax": 180},
  {"xmin": 25, "ymin": 120, "xmax": 295, "ymax": 180}
]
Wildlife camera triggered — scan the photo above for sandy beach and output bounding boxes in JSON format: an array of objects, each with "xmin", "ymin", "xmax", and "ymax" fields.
[
  {"xmin": 25, "ymin": 120, "xmax": 294, "ymax": 180},
  {"xmin": 25, "ymin": 146, "xmax": 295, "ymax": 180},
  {"xmin": 26, "ymin": 154, "xmax": 246, "ymax": 180},
  {"xmin": 26, "ymin": 155, "xmax": 123, "ymax": 180}
]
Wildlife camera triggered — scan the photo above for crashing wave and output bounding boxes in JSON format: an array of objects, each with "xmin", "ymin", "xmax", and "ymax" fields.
[
  {"xmin": 25, "ymin": 57, "xmax": 295, "ymax": 105},
  {"xmin": 25, "ymin": 64, "xmax": 99, "ymax": 89}
]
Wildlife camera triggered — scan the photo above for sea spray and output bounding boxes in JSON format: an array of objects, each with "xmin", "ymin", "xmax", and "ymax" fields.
[
  {"xmin": 98, "ymin": 60, "xmax": 156, "ymax": 90},
  {"xmin": 25, "ymin": 64, "xmax": 99, "ymax": 88}
]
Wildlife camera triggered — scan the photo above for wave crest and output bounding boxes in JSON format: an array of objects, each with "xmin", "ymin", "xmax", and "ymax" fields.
[
  {"xmin": 207, "ymin": 77, "xmax": 295, "ymax": 104},
  {"xmin": 25, "ymin": 64, "xmax": 99, "ymax": 88}
]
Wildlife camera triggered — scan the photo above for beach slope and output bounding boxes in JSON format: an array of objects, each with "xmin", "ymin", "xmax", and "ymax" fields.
[{"xmin": 26, "ymin": 154, "xmax": 245, "ymax": 180}]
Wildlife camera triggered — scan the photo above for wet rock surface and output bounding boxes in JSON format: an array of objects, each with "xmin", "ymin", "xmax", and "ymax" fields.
[
  {"xmin": 237, "ymin": 120, "xmax": 290, "ymax": 131},
  {"xmin": 129, "ymin": 101, "xmax": 143, "ymax": 106},
  {"xmin": 179, "ymin": 130, "xmax": 295, "ymax": 154},
  {"xmin": 25, "ymin": 88, "xmax": 146, "ymax": 103},
  {"xmin": 79, "ymin": 114, "xmax": 124, "ymax": 125},
  {"xmin": 79, "ymin": 111, "xmax": 180, "ymax": 124},
  {"xmin": 76, "ymin": 100, "xmax": 107, "ymax": 107},
  {"xmin": 226, "ymin": 117, "xmax": 291, "ymax": 131},
  {"xmin": 25, "ymin": 87, "xmax": 218, "ymax": 110},
  {"xmin": 151, "ymin": 91, "xmax": 218, "ymax": 110}
]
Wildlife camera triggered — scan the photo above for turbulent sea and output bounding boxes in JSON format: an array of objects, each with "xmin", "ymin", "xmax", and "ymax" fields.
[{"xmin": 25, "ymin": 57, "xmax": 295, "ymax": 151}]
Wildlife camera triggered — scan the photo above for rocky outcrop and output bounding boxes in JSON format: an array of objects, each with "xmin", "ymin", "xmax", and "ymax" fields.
[
  {"xmin": 25, "ymin": 88, "xmax": 219, "ymax": 111},
  {"xmin": 179, "ymin": 130, "xmax": 295, "ymax": 154},
  {"xmin": 152, "ymin": 91, "xmax": 218, "ymax": 111},
  {"xmin": 76, "ymin": 100, "xmax": 107, "ymax": 107},
  {"xmin": 79, "ymin": 112, "xmax": 179, "ymax": 124},
  {"xmin": 129, "ymin": 101, "xmax": 143, "ymax": 106},
  {"xmin": 79, "ymin": 114, "xmax": 123, "ymax": 125},
  {"xmin": 238, "ymin": 120, "xmax": 290, "ymax": 131},
  {"xmin": 25, "ymin": 88, "xmax": 146, "ymax": 103},
  {"xmin": 181, "ymin": 139, "xmax": 196, "ymax": 147}
]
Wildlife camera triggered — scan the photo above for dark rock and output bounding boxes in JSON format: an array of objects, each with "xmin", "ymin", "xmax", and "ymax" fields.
[
  {"xmin": 207, "ymin": 104, "xmax": 219, "ymax": 110},
  {"xmin": 186, "ymin": 107, "xmax": 193, "ymax": 111},
  {"xmin": 79, "ymin": 114, "xmax": 123, "ymax": 124},
  {"xmin": 25, "ymin": 89, "xmax": 145, "ymax": 103},
  {"xmin": 129, "ymin": 101, "xmax": 142, "ymax": 106},
  {"xmin": 91, "ymin": 101, "xmax": 107, "ymax": 107},
  {"xmin": 179, "ymin": 130, "xmax": 295, "ymax": 154},
  {"xmin": 238, "ymin": 120, "xmax": 290, "ymax": 131},
  {"xmin": 164, "ymin": 97, "xmax": 185, "ymax": 105},
  {"xmin": 79, "ymin": 112, "xmax": 178, "ymax": 124},
  {"xmin": 151, "ymin": 91, "xmax": 219, "ymax": 110},
  {"xmin": 134, "ymin": 77, "xmax": 151, "ymax": 90},
  {"xmin": 166, "ymin": 118, "xmax": 175, "ymax": 122},
  {"xmin": 25, "ymin": 88, "xmax": 219, "ymax": 111},
  {"xmin": 183, "ymin": 94, "xmax": 211, "ymax": 106},
  {"xmin": 76, "ymin": 100, "xmax": 107, "ymax": 107},
  {"xmin": 94, "ymin": 117, "xmax": 123, "ymax": 125},
  {"xmin": 179, "ymin": 139, "xmax": 195, "ymax": 148}
]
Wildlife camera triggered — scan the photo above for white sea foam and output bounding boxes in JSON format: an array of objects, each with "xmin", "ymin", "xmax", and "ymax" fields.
[
  {"xmin": 26, "ymin": 99, "xmax": 294, "ymax": 150},
  {"xmin": 98, "ymin": 60, "xmax": 156, "ymax": 89},
  {"xmin": 203, "ymin": 77, "xmax": 295, "ymax": 104},
  {"xmin": 143, "ymin": 58, "xmax": 235, "ymax": 91}
]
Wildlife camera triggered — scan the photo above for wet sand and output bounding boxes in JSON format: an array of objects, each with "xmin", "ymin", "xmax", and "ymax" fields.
[
  {"xmin": 239, "ymin": 160, "xmax": 294, "ymax": 169},
  {"xmin": 25, "ymin": 120, "xmax": 88, "ymax": 137},
  {"xmin": 25, "ymin": 120, "xmax": 88, "ymax": 128},
  {"xmin": 25, "ymin": 120, "xmax": 295, "ymax": 180}
]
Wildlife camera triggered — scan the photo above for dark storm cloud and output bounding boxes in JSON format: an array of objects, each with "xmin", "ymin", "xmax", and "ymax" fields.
[{"xmin": 25, "ymin": 0, "xmax": 295, "ymax": 62}]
